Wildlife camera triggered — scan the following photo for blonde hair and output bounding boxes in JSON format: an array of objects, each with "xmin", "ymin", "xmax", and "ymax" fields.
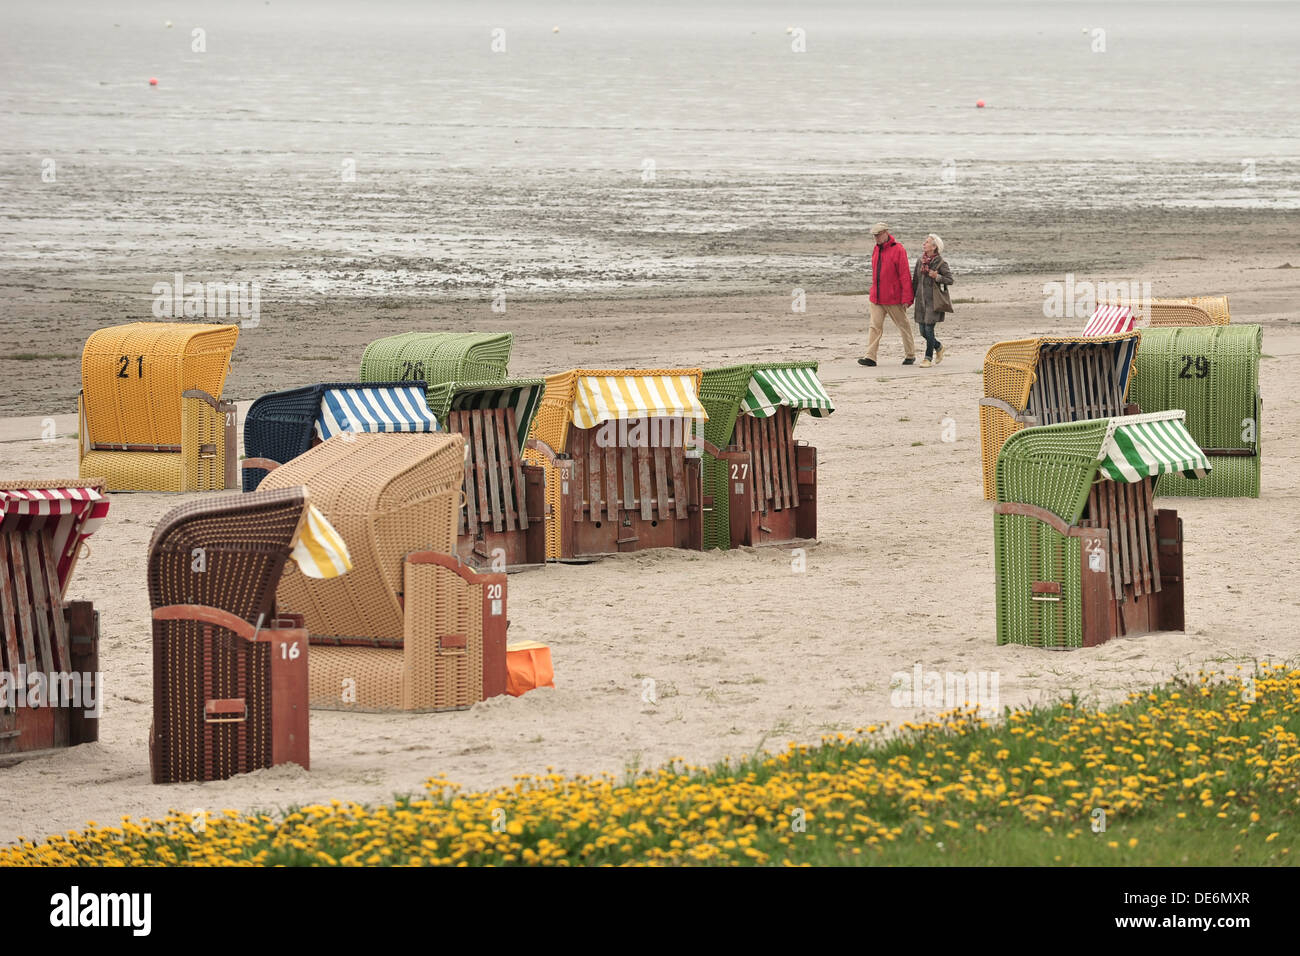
[{"xmin": 925, "ymin": 233, "xmax": 944, "ymax": 254}]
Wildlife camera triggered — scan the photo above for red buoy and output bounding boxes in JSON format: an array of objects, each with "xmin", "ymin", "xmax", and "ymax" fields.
[
  {"xmin": 149, "ymin": 77, "xmax": 158, "ymax": 86},
  {"xmin": 976, "ymin": 99, "xmax": 985, "ymax": 108}
]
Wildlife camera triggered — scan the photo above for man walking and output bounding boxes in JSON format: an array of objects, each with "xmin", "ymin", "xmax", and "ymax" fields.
[{"xmin": 858, "ymin": 222, "xmax": 917, "ymax": 367}]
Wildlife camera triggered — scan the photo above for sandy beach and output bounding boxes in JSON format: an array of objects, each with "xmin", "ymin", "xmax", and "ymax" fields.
[{"xmin": 0, "ymin": 214, "xmax": 1296, "ymax": 846}]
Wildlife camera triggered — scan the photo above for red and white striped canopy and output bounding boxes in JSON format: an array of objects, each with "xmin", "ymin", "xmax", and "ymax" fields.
[
  {"xmin": 0, "ymin": 485, "xmax": 109, "ymax": 596},
  {"xmin": 1084, "ymin": 304, "xmax": 1136, "ymax": 337}
]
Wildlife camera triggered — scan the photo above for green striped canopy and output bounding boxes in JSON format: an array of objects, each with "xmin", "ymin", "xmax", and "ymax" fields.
[
  {"xmin": 740, "ymin": 366, "xmax": 835, "ymax": 419},
  {"xmin": 442, "ymin": 379, "xmax": 545, "ymax": 445},
  {"xmin": 1098, "ymin": 411, "xmax": 1211, "ymax": 483}
]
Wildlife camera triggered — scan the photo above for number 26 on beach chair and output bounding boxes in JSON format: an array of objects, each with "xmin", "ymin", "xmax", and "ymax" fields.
[{"xmin": 78, "ymin": 322, "xmax": 240, "ymax": 492}]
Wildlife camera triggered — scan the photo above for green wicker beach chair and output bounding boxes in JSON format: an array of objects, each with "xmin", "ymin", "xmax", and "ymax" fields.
[
  {"xmin": 698, "ymin": 362, "xmax": 835, "ymax": 550},
  {"xmin": 1129, "ymin": 324, "xmax": 1261, "ymax": 498},
  {"xmin": 359, "ymin": 332, "xmax": 513, "ymax": 388},
  {"xmin": 994, "ymin": 412, "xmax": 1209, "ymax": 648}
]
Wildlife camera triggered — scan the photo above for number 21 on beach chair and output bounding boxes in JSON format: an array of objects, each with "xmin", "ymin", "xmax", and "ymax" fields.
[{"xmin": 78, "ymin": 322, "xmax": 240, "ymax": 492}]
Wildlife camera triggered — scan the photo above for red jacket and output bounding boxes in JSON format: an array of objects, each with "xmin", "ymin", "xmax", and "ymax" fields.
[{"xmin": 870, "ymin": 236, "xmax": 914, "ymax": 306}]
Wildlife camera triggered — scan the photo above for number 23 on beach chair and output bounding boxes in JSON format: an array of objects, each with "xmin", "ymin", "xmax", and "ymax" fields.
[{"xmin": 78, "ymin": 322, "xmax": 241, "ymax": 492}]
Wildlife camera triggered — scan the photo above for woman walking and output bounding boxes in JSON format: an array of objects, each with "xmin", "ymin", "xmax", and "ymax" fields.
[{"xmin": 911, "ymin": 233, "xmax": 954, "ymax": 367}]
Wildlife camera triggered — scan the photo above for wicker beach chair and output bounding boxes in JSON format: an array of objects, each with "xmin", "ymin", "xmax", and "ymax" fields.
[
  {"xmin": 697, "ymin": 362, "xmax": 834, "ymax": 550},
  {"xmin": 148, "ymin": 487, "xmax": 350, "ymax": 783},
  {"xmin": 78, "ymin": 322, "xmax": 240, "ymax": 492},
  {"xmin": 994, "ymin": 412, "xmax": 1209, "ymax": 648},
  {"xmin": 0, "ymin": 480, "xmax": 109, "ymax": 756},
  {"xmin": 1129, "ymin": 324, "xmax": 1261, "ymax": 498},
  {"xmin": 524, "ymin": 368, "xmax": 709, "ymax": 560},
  {"xmin": 241, "ymin": 381, "xmax": 437, "ymax": 491},
  {"xmin": 421, "ymin": 379, "xmax": 549, "ymax": 569},
  {"xmin": 1148, "ymin": 295, "xmax": 1231, "ymax": 328},
  {"xmin": 259, "ymin": 432, "xmax": 508, "ymax": 712},
  {"xmin": 979, "ymin": 332, "xmax": 1140, "ymax": 499},
  {"xmin": 359, "ymin": 332, "xmax": 513, "ymax": 387}
]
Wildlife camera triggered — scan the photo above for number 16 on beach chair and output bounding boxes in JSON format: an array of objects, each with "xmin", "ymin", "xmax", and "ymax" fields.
[
  {"xmin": 524, "ymin": 369, "xmax": 710, "ymax": 561},
  {"xmin": 147, "ymin": 487, "xmax": 352, "ymax": 783},
  {"xmin": 0, "ymin": 480, "xmax": 109, "ymax": 757}
]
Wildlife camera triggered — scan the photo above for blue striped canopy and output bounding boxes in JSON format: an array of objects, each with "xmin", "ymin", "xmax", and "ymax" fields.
[{"xmin": 315, "ymin": 386, "xmax": 438, "ymax": 440}]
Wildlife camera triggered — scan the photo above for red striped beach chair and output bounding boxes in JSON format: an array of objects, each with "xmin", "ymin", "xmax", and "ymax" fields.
[
  {"xmin": 1, "ymin": 480, "xmax": 110, "ymax": 756},
  {"xmin": 1084, "ymin": 304, "xmax": 1136, "ymax": 336}
]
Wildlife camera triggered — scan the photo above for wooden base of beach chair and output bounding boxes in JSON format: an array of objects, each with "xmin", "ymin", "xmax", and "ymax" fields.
[
  {"xmin": 0, "ymin": 520, "xmax": 102, "ymax": 756},
  {"xmin": 149, "ymin": 606, "xmax": 310, "ymax": 784},
  {"xmin": 451, "ymin": 408, "xmax": 548, "ymax": 570},
  {"xmin": 550, "ymin": 422, "xmax": 704, "ymax": 560},
  {"xmin": 720, "ymin": 409, "xmax": 820, "ymax": 547}
]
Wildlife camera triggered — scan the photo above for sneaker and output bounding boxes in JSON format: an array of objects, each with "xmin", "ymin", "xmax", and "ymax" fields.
[
  {"xmin": 902, "ymin": 357, "xmax": 916, "ymax": 366},
  {"xmin": 857, "ymin": 357, "xmax": 877, "ymax": 367},
  {"xmin": 918, "ymin": 358, "xmax": 932, "ymax": 368},
  {"xmin": 935, "ymin": 346, "xmax": 946, "ymax": 365}
]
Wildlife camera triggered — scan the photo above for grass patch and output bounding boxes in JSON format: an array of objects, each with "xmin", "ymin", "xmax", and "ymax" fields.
[
  {"xmin": 910, "ymin": 441, "xmax": 924, "ymax": 447},
  {"xmin": 4, "ymin": 668, "xmax": 1296, "ymax": 866}
]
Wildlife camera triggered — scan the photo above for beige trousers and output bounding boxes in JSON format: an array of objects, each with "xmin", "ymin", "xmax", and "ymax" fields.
[{"xmin": 865, "ymin": 303, "xmax": 916, "ymax": 361}]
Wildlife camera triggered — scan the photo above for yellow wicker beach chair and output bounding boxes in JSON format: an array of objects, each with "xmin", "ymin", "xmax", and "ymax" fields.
[
  {"xmin": 259, "ymin": 433, "xmax": 508, "ymax": 712},
  {"xmin": 1148, "ymin": 296, "xmax": 1231, "ymax": 327},
  {"xmin": 78, "ymin": 322, "xmax": 240, "ymax": 492},
  {"xmin": 979, "ymin": 332, "xmax": 1140, "ymax": 499}
]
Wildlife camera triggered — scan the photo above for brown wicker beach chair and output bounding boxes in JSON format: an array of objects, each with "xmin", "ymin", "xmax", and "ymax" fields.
[
  {"xmin": 1147, "ymin": 295, "xmax": 1231, "ymax": 328},
  {"xmin": 0, "ymin": 480, "xmax": 109, "ymax": 757},
  {"xmin": 258, "ymin": 432, "xmax": 508, "ymax": 712},
  {"xmin": 147, "ymin": 486, "xmax": 322, "ymax": 783}
]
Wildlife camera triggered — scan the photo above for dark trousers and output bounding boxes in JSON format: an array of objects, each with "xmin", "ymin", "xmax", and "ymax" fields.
[{"xmin": 918, "ymin": 322, "xmax": 942, "ymax": 359}]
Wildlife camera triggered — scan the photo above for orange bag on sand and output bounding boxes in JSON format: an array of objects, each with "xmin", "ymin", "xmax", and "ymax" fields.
[{"xmin": 506, "ymin": 641, "xmax": 554, "ymax": 697}]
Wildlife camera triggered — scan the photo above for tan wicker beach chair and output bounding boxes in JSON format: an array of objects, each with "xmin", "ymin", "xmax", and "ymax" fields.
[
  {"xmin": 259, "ymin": 433, "xmax": 508, "ymax": 712},
  {"xmin": 1147, "ymin": 296, "xmax": 1231, "ymax": 327}
]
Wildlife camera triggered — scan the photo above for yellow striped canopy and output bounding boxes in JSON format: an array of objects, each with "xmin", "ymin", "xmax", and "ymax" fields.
[
  {"xmin": 572, "ymin": 374, "xmax": 709, "ymax": 429},
  {"xmin": 290, "ymin": 504, "xmax": 353, "ymax": 579}
]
